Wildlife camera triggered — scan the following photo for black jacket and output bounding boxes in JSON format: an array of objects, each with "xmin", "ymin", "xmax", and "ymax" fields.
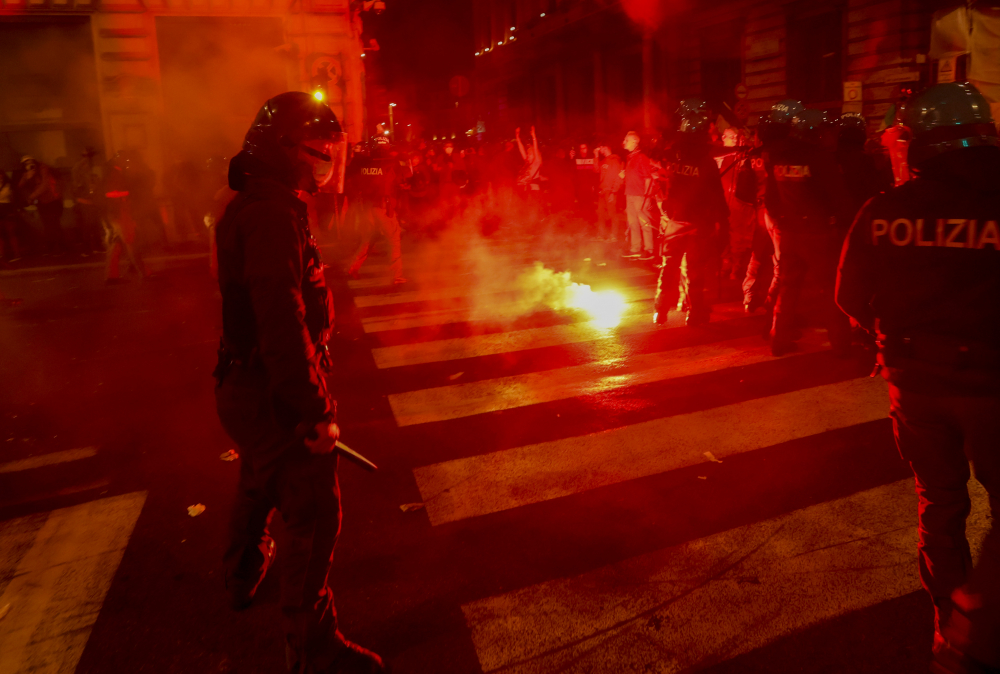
[
  {"xmin": 764, "ymin": 138, "xmax": 849, "ymax": 227},
  {"xmin": 835, "ymin": 146, "xmax": 893, "ymax": 226},
  {"xmin": 347, "ymin": 155, "xmax": 398, "ymax": 203},
  {"xmin": 837, "ymin": 147, "xmax": 1000, "ymax": 393},
  {"xmin": 662, "ymin": 139, "xmax": 729, "ymax": 227},
  {"xmin": 216, "ymin": 165, "xmax": 334, "ymax": 427}
]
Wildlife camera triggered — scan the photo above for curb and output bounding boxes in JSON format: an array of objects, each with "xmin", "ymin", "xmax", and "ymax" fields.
[{"xmin": 0, "ymin": 253, "xmax": 209, "ymax": 278}]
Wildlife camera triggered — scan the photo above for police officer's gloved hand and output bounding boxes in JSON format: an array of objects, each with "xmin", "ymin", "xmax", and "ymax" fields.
[{"xmin": 305, "ymin": 421, "xmax": 340, "ymax": 455}]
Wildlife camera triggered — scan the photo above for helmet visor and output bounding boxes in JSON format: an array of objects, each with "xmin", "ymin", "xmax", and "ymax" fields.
[{"xmin": 302, "ymin": 133, "xmax": 348, "ymax": 193}]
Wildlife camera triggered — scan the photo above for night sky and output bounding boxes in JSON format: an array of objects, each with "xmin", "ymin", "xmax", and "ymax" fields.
[{"xmin": 374, "ymin": 0, "xmax": 474, "ymax": 120}]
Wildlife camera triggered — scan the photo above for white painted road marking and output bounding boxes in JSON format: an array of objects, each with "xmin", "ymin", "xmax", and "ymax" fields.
[
  {"xmin": 361, "ymin": 286, "xmax": 656, "ymax": 334},
  {"xmin": 0, "ymin": 492, "xmax": 147, "ymax": 674},
  {"xmin": 349, "ymin": 262, "xmax": 649, "ymax": 290},
  {"xmin": 389, "ymin": 330, "xmax": 830, "ymax": 426},
  {"xmin": 0, "ymin": 447, "xmax": 98, "ymax": 474},
  {"xmin": 462, "ymin": 479, "xmax": 991, "ymax": 674},
  {"xmin": 413, "ymin": 377, "xmax": 889, "ymax": 525},
  {"xmin": 355, "ymin": 265, "xmax": 652, "ymax": 308},
  {"xmin": 372, "ymin": 304, "xmax": 747, "ymax": 369}
]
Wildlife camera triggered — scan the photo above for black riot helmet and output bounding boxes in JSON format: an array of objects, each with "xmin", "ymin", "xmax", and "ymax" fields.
[
  {"xmin": 837, "ymin": 113, "xmax": 868, "ymax": 149},
  {"xmin": 236, "ymin": 91, "xmax": 346, "ymax": 192},
  {"xmin": 678, "ymin": 99, "xmax": 710, "ymax": 134},
  {"xmin": 754, "ymin": 113, "xmax": 789, "ymax": 144},
  {"xmin": 791, "ymin": 109, "xmax": 831, "ymax": 144},
  {"xmin": 770, "ymin": 99, "xmax": 805, "ymax": 126},
  {"xmin": 902, "ymin": 82, "xmax": 999, "ymax": 167},
  {"xmin": 369, "ymin": 135, "xmax": 391, "ymax": 158}
]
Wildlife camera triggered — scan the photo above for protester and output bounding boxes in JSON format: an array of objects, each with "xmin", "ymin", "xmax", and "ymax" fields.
[
  {"xmin": 596, "ymin": 145, "xmax": 623, "ymax": 241},
  {"xmin": 621, "ymin": 131, "xmax": 655, "ymax": 260},
  {"xmin": 0, "ymin": 170, "xmax": 23, "ymax": 262},
  {"xmin": 72, "ymin": 147, "xmax": 106, "ymax": 255},
  {"xmin": 103, "ymin": 154, "xmax": 150, "ymax": 283},
  {"xmin": 515, "ymin": 126, "xmax": 542, "ymax": 196},
  {"xmin": 17, "ymin": 156, "xmax": 64, "ymax": 255}
]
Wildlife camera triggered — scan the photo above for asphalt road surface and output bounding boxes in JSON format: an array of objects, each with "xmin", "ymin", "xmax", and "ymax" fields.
[{"xmin": 0, "ymin": 233, "xmax": 988, "ymax": 674}]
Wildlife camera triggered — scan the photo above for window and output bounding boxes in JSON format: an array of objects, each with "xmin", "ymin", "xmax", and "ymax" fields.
[{"xmin": 786, "ymin": 4, "xmax": 844, "ymax": 105}]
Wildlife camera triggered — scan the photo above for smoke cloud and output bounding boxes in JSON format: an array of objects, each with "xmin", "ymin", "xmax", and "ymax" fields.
[
  {"xmin": 156, "ymin": 16, "xmax": 292, "ymax": 163},
  {"xmin": 386, "ymin": 185, "xmax": 634, "ymax": 335},
  {"xmin": 0, "ymin": 19, "xmax": 103, "ymax": 169}
]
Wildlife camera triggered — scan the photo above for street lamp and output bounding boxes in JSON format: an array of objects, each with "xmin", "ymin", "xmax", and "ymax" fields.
[{"xmin": 388, "ymin": 102, "xmax": 397, "ymax": 142}]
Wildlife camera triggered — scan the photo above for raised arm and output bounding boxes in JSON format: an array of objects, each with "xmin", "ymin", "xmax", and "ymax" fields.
[{"xmin": 515, "ymin": 127, "xmax": 527, "ymax": 161}]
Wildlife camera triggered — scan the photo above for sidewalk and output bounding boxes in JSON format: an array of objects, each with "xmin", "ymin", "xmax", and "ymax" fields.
[{"xmin": 0, "ymin": 250, "xmax": 209, "ymax": 278}]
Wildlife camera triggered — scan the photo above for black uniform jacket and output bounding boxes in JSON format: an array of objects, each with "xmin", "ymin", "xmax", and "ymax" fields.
[
  {"xmin": 347, "ymin": 155, "xmax": 398, "ymax": 203},
  {"xmin": 662, "ymin": 140, "xmax": 729, "ymax": 227},
  {"xmin": 216, "ymin": 171, "xmax": 334, "ymax": 427},
  {"xmin": 764, "ymin": 138, "xmax": 849, "ymax": 226},
  {"xmin": 837, "ymin": 150, "xmax": 1000, "ymax": 393},
  {"xmin": 836, "ymin": 146, "xmax": 893, "ymax": 226}
]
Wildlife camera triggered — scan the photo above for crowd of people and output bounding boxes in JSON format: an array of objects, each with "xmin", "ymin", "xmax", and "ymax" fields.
[
  {"xmin": 337, "ymin": 84, "xmax": 1000, "ymax": 674},
  {"xmin": 0, "ymin": 149, "xmax": 170, "ymax": 267},
  {"xmin": 211, "ymin": 84, "xmax": 1000, "ymax": 674},
  {"xmin": 340, "ymin": 100, "xmax": 899, "ymax": 339}
]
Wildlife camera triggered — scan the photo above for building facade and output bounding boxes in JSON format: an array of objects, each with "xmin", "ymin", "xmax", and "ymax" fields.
[
  {"xmin": 0, "ymin": 0, "xmax": 371, "ymax": 180},
  {"xmin": 472, "ymin": 0, "xmax": 984, "ymax": 143}
]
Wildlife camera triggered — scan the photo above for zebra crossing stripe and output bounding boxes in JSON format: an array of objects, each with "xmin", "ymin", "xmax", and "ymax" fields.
[
  {"xmin": 461, "ymin": 478, "xmax": 990, "ymax": 674},
  {"xmin": 0, "ymin": 447, "xmax": 98, "ymax": 474},
  {"xmin": 413, "ymin": 377, "xmax": 889, "ymax": 525},
  {"xmin": 360, "ymin": 286, "xmax": 655, "ymax": 334},
  {"xmin": 389, "ymin": 330, "xmax": 830, "ymax": 426},
  {"xmin": 371, "ymin": 304, "xmax": 748, "ymax": 368},
  {"xmin": 0, "ymin": 492, "xmax": 147, "ymax": 674},
  {"xmin": 349, "ymin": 262, "xmax": 651, "ymax": 291},
  {"xmin": 355, "ymin": 265, "xmax": 653, "ymax": 307}
]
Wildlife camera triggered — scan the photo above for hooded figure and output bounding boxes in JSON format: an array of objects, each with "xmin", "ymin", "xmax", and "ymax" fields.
[{"xmin": 213, "ymin": 91, "xmax": 385, "ymax": 674}]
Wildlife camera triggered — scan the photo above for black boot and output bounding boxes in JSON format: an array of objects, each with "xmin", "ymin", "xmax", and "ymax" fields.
[{"xmin": 328, "ymin": 634, "xmax": 387, "ymax": 673}]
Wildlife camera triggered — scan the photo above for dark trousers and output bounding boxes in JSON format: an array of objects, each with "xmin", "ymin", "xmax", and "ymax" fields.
[
  {"xmin": 741, "ymin": 208, "xmax": 776, "ymax": 310},
  {"xmin": 596, "ymin": 191, "xmax": 621, "ymax": 240},
  {"xmin": 766, "ymin": 213, "xmax": 851, "ymax": 349},
  {"xmin": 216, "ymin": 364, "xmax": 344, "ymax": 672},
  {"xmin": 347, "ymin": 202, "xmax": 402, "ymax": 281},
  {"xmin": 654, "ymin": 220, "xmax": 713, "ymax": 321},
  {"xmin": 0, "ymin": 205, "xmax": 22, "ymax": 259},
  {"xmin": 889, "ymin": 383, "xmax": 1000, "ymax": 666},
  {"xmin": 38, "ymin": 200, "xmax": 64, "ymax": 254},
  {"xmin": 74, "ymin": 202, "xmax": 105, "ymax": 253}
]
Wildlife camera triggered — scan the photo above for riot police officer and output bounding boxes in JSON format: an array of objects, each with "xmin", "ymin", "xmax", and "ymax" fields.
[
  {"xmin": 653, "ymin": 100, "xmax": 729, "ymax": 326},
  {"xmin": 763, "ymin": 105, "xmax": 852, "ymax": 356},
  {"xmin": 346, "ymin": 136, "xmax": 404, "ymax": 283},
  {"xmin": 837, "ymin": 82, "xmax": 1000, "ymax": 674},
  {"xmin": 739, "ymin": 105, "xmax": 799, "ymax": 315},
  {"xmin": 835, "ymin": 113, "xmax": 893, "ymax": 224},
  {"xmin": 214, "ymin": 92, "xmax": 385, "ymax": 673}
]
